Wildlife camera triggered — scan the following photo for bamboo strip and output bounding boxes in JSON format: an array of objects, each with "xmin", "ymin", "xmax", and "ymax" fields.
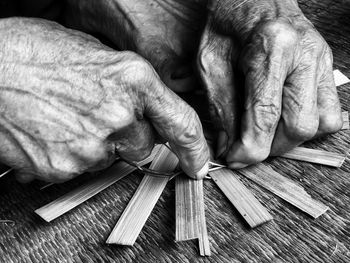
[
  {"xmin": 197, "ymin": 179, "xmax": 211, "ymax": 256},
  {"xmin": 238, "ymin": 164, "xmax": 329, "ymax": 218},
  {"xmin": 106, "ymin": 145, "xmax": 178, "ymax": 245},
  {"xmin": 175, "ymin": 175, "xmax": 197, "ymax": 241},
  {"xmin": 281, "ymin": 147, "xmax": 345, "ymax": 167},
  {"xmin": 342, "ymin": 111, "xmax": 349, "ymax": 130},
  {"xmin": 0, "ymin": 167, "xmax": 12, "ymax": 178},
  {"xmin": 175, "ymin": 175, "xmax": 211, "ymax": 256},
  {"xmin": 35, "ymin": 145, "xmax": 161, "ymax": 222},
  {"xmin": 210, "ymin": 168, "xmax": 273, "ymax": 228},
  {"xmin": 40, "ymin": 182, "xmax": 54, "ymax": 190}
]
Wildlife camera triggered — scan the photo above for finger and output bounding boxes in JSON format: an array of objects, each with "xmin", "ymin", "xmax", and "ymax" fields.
[
  {"xmin": 111, "ymin": 119, "xmax": 156, "ymax": 162},
  {"xmin": 271, "ymin": 53, "xmax": 319, "ymax": 156},
  {"xmin": 143, "ymin": 71, "xmax": 210, "ymax": 179},
  {"xmin": 315, "ymin": 48, "xmax": 342, "ymax": 136},
  {"xmin": 197, "ymin": 21, "xmax": 241, "ymax": 158},
  {"xmin": 226, "ymin": 21, "xmax": 295, "ymax": 168}
]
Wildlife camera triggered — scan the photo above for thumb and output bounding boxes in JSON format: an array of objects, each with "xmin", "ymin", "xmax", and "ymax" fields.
[{"xmin": 143, "ymin": 73, "xmax": 210, "ymax": 179}]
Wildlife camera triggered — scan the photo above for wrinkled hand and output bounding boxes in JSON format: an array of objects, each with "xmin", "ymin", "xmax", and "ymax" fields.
[
  {"xmin": 0, "ymin": 18, "xmax": 209, "ymax": 182},
  {"xmin": 198, "ymin": 0, "xmax": 343, "ymax": 168},
  {"xmin": 64, "ymin": 0, "xmax": 206, "ymax": 92}
]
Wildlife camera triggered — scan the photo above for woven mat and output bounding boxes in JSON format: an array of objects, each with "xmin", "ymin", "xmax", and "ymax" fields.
[{"xmin": 1, "ymin": 1, "xmax": 350, "ymax": 262}]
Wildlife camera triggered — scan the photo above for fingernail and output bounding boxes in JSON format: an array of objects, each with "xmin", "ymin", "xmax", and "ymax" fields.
[
  {"xmin": 227, "ymin": 162, "xmax": 248, "ymax": 169},
  {"xmin": 193, "ymin": 161, "xmax": 209, "ymax": 180},
  {"xmin": 216, "ymin": 131, "xmax": 228, "ymax": 159}
]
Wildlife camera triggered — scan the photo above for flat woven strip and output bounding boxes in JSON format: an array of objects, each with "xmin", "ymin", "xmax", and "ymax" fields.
[
  {"xmin": 210, "ymin": 168, "xmax": 273, "ymax": 228},
  {"xmin": 106, "ymin": 145, "xmax": 178, "ymax": 245}
]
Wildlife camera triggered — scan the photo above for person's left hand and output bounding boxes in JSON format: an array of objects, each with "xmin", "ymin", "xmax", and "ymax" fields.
[{"xmin": 198, "ymin": 0, "xmax": 343, "ymax": 168}]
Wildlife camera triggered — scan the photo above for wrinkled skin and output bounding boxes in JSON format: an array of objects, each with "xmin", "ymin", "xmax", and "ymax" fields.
[
  {"xmin": 0, "ymin": 0, "xmax": 343, "ymax": 183},
  {"xmin": 0, "ymin": 18, "xmax": 209, "ymax": 182},
  {"xmin": 64, "ymin": 0, "xmax": 207, "ymax": 92},
  {"xmin": 197, "ymin": 0, "xmax": 343, "ymax": 168},
  {"xmin": 64, "ymin": 0, "xmax": 343, "ymax": 167}
]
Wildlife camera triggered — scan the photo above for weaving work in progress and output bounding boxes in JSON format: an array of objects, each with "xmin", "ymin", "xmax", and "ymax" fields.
[
  {"xmin": 32, "ymin": 129, "xmax": 348, "ymax": 256},
  {"xmin": 2, "ymin": 102, "xmax": 350, "ymax": 260},
  {"xmin": 1, "ymin": 0, "xmax": 350, "ymax": 262}
]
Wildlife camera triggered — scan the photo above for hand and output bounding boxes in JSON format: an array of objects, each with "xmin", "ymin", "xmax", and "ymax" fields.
[
  {"xmin": 198, "ymin": 0, "xmax": 343, "ymax": 168},
  {"xmin": 0, "ymin": 18, "xmax": 209, "ymax": 182},
  {"xmin": 63, "ymin": 0, "xmax": 206, "ymax": 92}
]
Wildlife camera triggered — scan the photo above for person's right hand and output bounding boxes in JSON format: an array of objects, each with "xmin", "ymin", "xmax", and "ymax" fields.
[{"xmin": 0, "ymin": 17, "xmax": 209, "ymax": 183}]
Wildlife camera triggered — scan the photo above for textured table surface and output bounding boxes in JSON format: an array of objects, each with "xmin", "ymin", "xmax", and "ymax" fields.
[{"xmin": 1, "ymin": 1, "xmax": 350, "ymax": 262}]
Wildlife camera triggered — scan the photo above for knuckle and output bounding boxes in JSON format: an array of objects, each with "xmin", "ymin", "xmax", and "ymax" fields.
[
  {"xmin": 197, "ymin": 46, "xmax": 215, "ymax": 73},
  {"xmin": 313, "ymin": 37, "xmax": 327, "ymax": 54},
  {"xmin": 122, "ymin": 54, "xmax": 155, "ymax": 85},
  {"xmin": 285, "ymin": 117, "xmax": 319, "ymax": 141},
  {"xmin": 303, "ymin": 29, "xmax": 328, "ymax": 55},
  {"xmin": 174, "ymin": 107, "xmax": 202, "ymax": 146},
  {"xmin": 239, "ymin": 137, "xmax": 270, "ymax": 164},
  {"xmin": 115, "ymin": 136, "xmax": 155, "ymax": 162},
  {"xmin": 79, "ymin": 140, "xmax": 116, "ymax": 169},
  {"xmin": 246, "ymin": 149, "xmax": 269, "ymax": 164},
  {"xmin": 40, "ymin": 157, "xmax": 82, "ymax": 182},
  {"xmin": 319, "ymin": 113, "xmax": 343, "ymax": 134},
  {"xmin": 162, "ymin": 105, "xmax": 203, "ymax": 150},
  {"xmin": 251, "ymin": 103, "xmax": 281, "ymax": 134},
  {"xmin": 261, "ymin": 20, "xmax": 298, "ymax": 49}
]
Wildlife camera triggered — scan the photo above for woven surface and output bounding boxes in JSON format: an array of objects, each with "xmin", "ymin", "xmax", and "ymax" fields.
[{"xmin": 1, "ymin": 1, "xmax": 350, "ymax": 262}]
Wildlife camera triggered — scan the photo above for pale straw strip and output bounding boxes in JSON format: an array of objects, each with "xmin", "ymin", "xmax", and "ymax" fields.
[
  {"xmin": 281, "ymin": 147, "xmax": 345, "ymax": 168},
  {"xmin": 175, "ymin": 175, "xmax": 211, "ymax": 256},
  {"xmin": 342, "ymin": 111, "xmax": 349, "ymax": 130},
  {"xmin": 238, "ymin": 164, "xmax": 329, "ymax": 218},
  {"xmin": 106, "ymin": 145, "xmax": 178, "ymax": 245},
  {"xmin": 35, "ymin": 145, "xmax": 161, "ymax": 222},
  {"xmin": 210, "ymin": 168, "xmax": 273, "ymax": 228}
]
